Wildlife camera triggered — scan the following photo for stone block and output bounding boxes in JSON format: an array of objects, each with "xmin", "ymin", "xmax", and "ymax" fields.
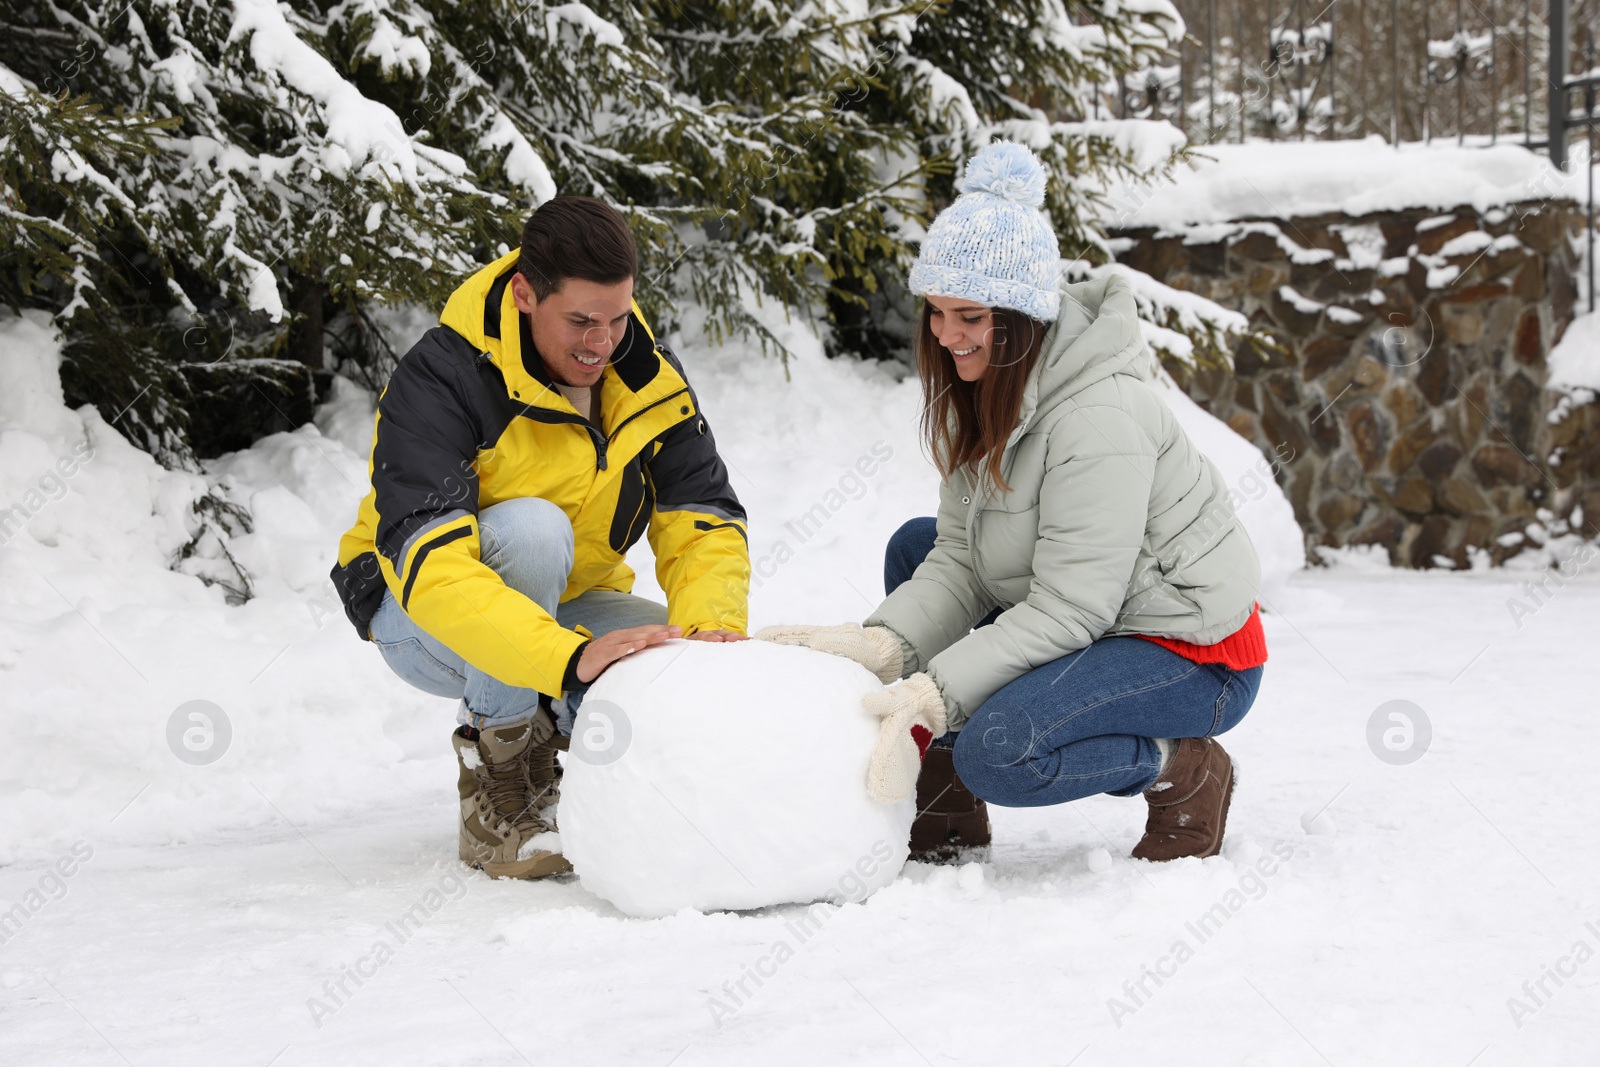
[
  {"xmin": 1511, "ymin": 257, "xmax": 1544, "ymax": 301},
  {"xmin": 1454, "ymin": 376, "xmax": 1489, "ymax": 442},
  {"xmin": 1119, "ymin": 235, "xmax": 1182, "ymax": 280},
  {"xmin": 1263, "ymin": 371, "xmax": 1302, "ymax": 409},
  {"xmin": 1472, "ymin": 442, "xmax": 1540, "ymax": 486},
  {"xmin": 1234, "ymin": 378, "xmax": 1258, "ymax": 412},
  {"xmin": 1415, "ymin": 347, "xmax": 1458, "ymax": 405},
  {"xmin": 1387, "ymin": 418, "xmax": 1440, "ymax": 475},
  {"xmin": 1301, "ymin": 336, "xmax": 1353, "ymax": 381},
  {"xmin": 1327, "ymin": 452, "xmax": 1365, "ymax": 492},
  {"xmin": 1391, "ymin": 477, "xmax": 1436, "ymax": 515},
  {"xmin": 1439, "ymin": 477, "xmax": 1491, "ymax": 516},
  {"xmin": 1512, "ymin": 308, "xmax": 1544, "ymax": 366},
  {"xmin": 1226, "ymin": 411, "xmax": 1260, "ymax": 441},
  {"xmin": 1186, "ymin": 240, "xmax": 1228, "ymax": 277},
  {"xmin": 1378, "ymin": 217, "xmax": 1418, "ymax": 258},
  {"xmin": 1441, "ymin": 304, "xmax": 1485, "ymax": 345},
  {"xmin": 1348, "ymin": 513, "xmax": 1406, "ymax": 551},
  {"xmin": 1491, "ymin": 373, "xmax": 1539, "ymax": 454},
  {"xmin": 1260, "ymin": 391, "xmax": 1312, "ymax": 459},
  {"xmin": 1406, "ymin": 514, "xmax": 1457, "ymax": 567},
  {"xmin": 1417, "ymin": 441, "xmax": 1465, "ymax": 480},
  {"xmin": 1382, "ymin": 381, "xmax": 1427, "ymax": 431},
  {"xmin": 1309, "ymin": 404, "xmax": 1342, "ymax": 453},
  {"xmin": 1269, "ymin": 285, "xmax": 1323, "ymax": 336},
  {"xmin": 1316, "ymin": 491, "xmax": 1366, "ymax": 530},
  {"xmin": 1344, "ymin": 400, "xmax": 1388, "ymax": 471},
  {"xmin": 1248, "ymin": 263, "xmax": 1291, "ymax": 297},
  {"xmin": 1233, "ymin": 230, "xmax": 1284, "ymax": 261},
  {"xmin": 1415, "ymin": 215, "xmax": 1478, "ymax": 255}
]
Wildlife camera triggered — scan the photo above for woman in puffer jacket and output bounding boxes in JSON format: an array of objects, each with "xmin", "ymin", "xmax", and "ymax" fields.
[{"xmin": 759, "ymin": 141, "xmax": 1267, "ymax": 863}]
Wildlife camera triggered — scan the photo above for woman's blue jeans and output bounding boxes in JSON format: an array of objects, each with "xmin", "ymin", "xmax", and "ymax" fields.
[{"xmin": 885, "ymin": 517, "xmax": 1263, "ymax": 806}]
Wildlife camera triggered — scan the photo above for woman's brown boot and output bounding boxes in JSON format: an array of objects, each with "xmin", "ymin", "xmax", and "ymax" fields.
[
  {"xmin": 909, "ymin": 747, "xmax": 991, "ymax": 862},
  {"xmin": 1131, "ymin": 737, "xmax": 1234, "ymax": 861}
]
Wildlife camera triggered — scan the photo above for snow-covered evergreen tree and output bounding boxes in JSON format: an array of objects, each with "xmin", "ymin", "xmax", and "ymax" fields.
[
  {"xmin": 834, "ymin": 0, "xmax": 1203, "ymax": 355},
  {"xmin": 4, "ymin": 0, "xmax": 505, "ymax": 462},
  {"xmin": 3, "ymin": 0, "xmax": 1230, "ymax": 469}
]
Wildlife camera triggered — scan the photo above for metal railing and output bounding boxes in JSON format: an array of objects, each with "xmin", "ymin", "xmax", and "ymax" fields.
[
  {"xmin": 1551, "ymin": 0, "xmax": 1597, "ymax": 309},
  {"xmin": 1111, "ymin": 0, "xmax": 1596, "ymax": 310}
]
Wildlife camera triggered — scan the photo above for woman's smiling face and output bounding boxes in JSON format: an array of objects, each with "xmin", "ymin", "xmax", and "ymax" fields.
[{"xmin": 926, "ymin": 295, "xmax": 995, "ymax": 381}]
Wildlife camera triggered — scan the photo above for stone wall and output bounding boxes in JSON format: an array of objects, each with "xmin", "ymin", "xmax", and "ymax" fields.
[{"xmin": 1113, "ymin": 200, "xmax": 1597, "ymax": 566}]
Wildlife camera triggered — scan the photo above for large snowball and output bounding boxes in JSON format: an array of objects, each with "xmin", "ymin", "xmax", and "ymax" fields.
[{"xmin": 560, "ymin": 640, "xmax": 914, "ymax": 918}]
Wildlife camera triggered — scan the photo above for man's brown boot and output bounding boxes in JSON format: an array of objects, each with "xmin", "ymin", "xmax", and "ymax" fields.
[
  {"xmin": 909, "ymin": 747, "xmax": 992, "ymax": 862},
  {"xmin": 1131, "ymin": 737, "xmax": 1234, "ymax": 862},
  {"xmin": 453, "ymin": 708, "xmax": 571, "ymax": 879}
]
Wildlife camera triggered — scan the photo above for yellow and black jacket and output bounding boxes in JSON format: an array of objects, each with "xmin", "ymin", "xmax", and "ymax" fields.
[{"xmin": 332, "ymin": 251, "xmax": 750, "ymax": 698}]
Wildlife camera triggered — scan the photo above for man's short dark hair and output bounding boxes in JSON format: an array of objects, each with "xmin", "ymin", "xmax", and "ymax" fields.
[{"xmin": 518, "ymin": 196, "xmax": 638, "ymax": 300}]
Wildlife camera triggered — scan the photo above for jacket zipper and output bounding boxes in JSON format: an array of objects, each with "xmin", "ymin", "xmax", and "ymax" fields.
[
  {"xmin": 516, "ymin": 387, "xmax": 690, "ymax": 473},
  {"xmin": 968, "ymin": 509, "xmax": 1005, "ymax": 608},
  {"xmin": 516, "ymin": 406, "xmax": 609, "ymax": 470},
  {"xmin": 964, "ymin": 473, "xmax": 1005, "ymax": 608},
  {"xmin": 600, "ymin": 388, "xmax": 690, "ymax": 473}
]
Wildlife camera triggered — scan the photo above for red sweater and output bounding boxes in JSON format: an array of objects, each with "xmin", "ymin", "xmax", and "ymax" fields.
[{"xmin": 1136, "ymin": 603, "xmax": 1267, "ymax": 670}]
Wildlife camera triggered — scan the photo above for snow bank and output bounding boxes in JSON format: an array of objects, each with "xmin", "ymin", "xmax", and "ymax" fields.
[
  {"xmin": 0, "ymin": 312, "xmax": 205, "ymax": 584},
  {"xmin": 560, "ymin": 641, "xmax": 914, "ymax": 917},
  {"xmin": 1153, "ymin": 368, "xmax": 1307, "ymax": 606},
  {"xmin": 0, "ymin": 312, "xmax": 443, "ymax": 865},
  {"xmin": 1103, "ymin": 137, "xmax": 1581, "ymax": 230},
  {"xmin": 1547, "ymin": 309, "xmax": 1600, "ymax": 395}
]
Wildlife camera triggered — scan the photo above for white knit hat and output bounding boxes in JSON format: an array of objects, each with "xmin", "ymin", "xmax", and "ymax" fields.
[{"xmin": 908, "ymin": 141, "xmax": 1062, "ymax": 323}]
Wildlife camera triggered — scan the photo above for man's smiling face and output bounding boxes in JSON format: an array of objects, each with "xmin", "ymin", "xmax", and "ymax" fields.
[{"xmin": 512, "ymin": 272, "xmax": 635, "ymax": 388}]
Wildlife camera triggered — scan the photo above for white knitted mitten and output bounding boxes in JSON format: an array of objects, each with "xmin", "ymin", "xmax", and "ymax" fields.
[
  {"xmin": 861, "ymin": 673, "xmax": 948, "ymax": 803},
  {"xmin": 753, "ymin": 622, "xmax": 904, "ymax": 685}
]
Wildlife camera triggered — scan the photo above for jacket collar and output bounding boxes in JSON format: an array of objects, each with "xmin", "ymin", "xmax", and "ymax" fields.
[{"xmin": 1009, "ymin": 270, "xmax": 1151, "ymax": 448}]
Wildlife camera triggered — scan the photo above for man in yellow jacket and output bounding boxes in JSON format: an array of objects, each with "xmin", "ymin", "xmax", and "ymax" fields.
[{"xmin": 332, "ymin": 197, "xmax": 751, "ymax": 879}]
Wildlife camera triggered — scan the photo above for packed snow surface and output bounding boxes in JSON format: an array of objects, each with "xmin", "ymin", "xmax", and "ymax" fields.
[
  {"xmin": 2, "ymin": 302, "xmax": 1595, "ymax": 1062},
  {"xmin": 561, "ymin": 641, "xmax": 913, "ymax": 918}
]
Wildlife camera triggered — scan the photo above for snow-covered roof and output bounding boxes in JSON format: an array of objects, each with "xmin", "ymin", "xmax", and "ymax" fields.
[{"xmin": 1103, "ymin": 136, "xmax": 1585, "ymax": 230}]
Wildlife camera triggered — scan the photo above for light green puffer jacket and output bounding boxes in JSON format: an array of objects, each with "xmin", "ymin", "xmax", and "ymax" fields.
[{"xmin": 866, "ymin": 272, "xmax": 1261, "ymax": 728}]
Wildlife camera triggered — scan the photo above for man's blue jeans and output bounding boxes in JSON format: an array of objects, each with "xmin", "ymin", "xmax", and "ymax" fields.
[
  {"xmin": 884, "ymin": 517, "xmax": 1262, "ymax": 805},
  {"xmin": 367, "ymin": 498, "xmax": 667, "ymax": 733}
]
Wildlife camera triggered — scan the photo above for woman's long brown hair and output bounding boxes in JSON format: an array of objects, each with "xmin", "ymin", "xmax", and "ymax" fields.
[{"xmin": 917, "ymin": 304, "xmax": 1048, "ymax": 493}]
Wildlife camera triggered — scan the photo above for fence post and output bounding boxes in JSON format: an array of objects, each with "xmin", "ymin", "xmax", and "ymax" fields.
[
  {"xmin": 1392, "ymin": 0, "xmax": 1400, "ymax": 144},
  {"xmin": 1329, "ymin": 0, "xmax": 1337, "ymax": 137},
  {"xmin": 1550, "ymin": 0, "xmax": 1567, "ymax": 168}
]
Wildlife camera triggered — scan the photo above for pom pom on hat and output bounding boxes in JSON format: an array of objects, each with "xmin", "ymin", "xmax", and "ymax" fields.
[
  {"xmin": 908, "ymin": 141, "xmax": 1061, "ymax": 323},
  {"xmin": 959, "ymin": 141, "xmax": 1048, "ymax": 207}
]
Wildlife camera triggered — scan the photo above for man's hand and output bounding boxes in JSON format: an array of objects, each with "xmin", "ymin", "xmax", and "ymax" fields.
[
  {"xmin": 575, "ymin": 624, "xmax": 682, "ymax": 683},
  {"xmin": 686, "ymin": 630, "xmax": 748, "ymax": 642}
]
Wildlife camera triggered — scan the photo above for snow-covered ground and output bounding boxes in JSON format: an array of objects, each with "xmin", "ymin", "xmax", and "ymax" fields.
[{"xmin": 2, "ymin": 305, "xmax": 1597, "ymax": 1064}]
